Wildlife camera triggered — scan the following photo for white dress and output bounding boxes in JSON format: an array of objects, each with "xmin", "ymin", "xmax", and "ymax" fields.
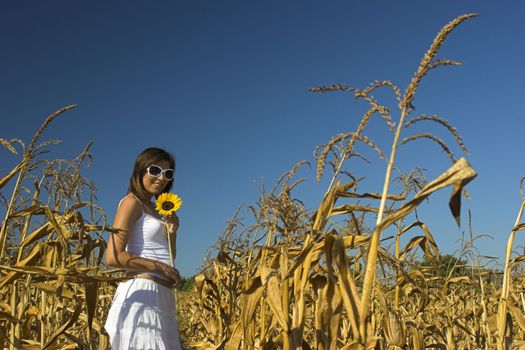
[{"xmin": 104, "ymin": 199, "xmax": 181, "ymax": 350}]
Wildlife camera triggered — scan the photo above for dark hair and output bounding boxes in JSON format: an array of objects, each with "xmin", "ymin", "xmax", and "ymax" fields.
[{"xmin": 128, "ymin": 147, "xmax": 176, "ymax": 201}]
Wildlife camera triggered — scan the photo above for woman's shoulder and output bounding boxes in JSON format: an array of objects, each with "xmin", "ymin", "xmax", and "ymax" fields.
[{"xmin": 117, "ymin": 194, "xmax": 143, "ymax": 219}]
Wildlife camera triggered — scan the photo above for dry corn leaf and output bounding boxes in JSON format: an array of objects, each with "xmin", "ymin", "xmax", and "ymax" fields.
[
  {"xmin": 342, "ymin": 234, "xmax": 370, "ymax": 249},
  {"xmin": 377, "ymin": 157, "xmax": 476, "ymax": 232},
  {"xmin": 9, "ymin": 204, "xmax": 46, "ymax": 218},
  {"xmin": 241, "ymin": 276, "xmax": 263, "ymax": 347},
  {"xmin": 336, "ymin": 192, "xmax": 405, "ymax": 201},
  {"xmin": 408, "ymin": 326, "xmax": 424, "ymax": 350},
  {"xmin": 190, "ymin": 340, "xmax": 221, "ymax": 350},
  {"xmin": 260, "ymin": 266, "xmax": 289, "ymax": 332},
  {"xmin": 42, "ymin": 206, "xmax": 68, "ymax": 249},
  {"xmin": 20, "ymin": 339, "xmax": 41, "ymax": 349},
  {"xmin": 508, "ymin": 300, "xmax": 525, "ymax": 333},
  {"xmin": 513, "ymin": 222, "xmax": 525, "ymax": 232},
  {"xmin": 510, "ymin": 255, "xmax": 525, "ymax": 265},
  {"xmin": 335, "ymin": 178, "xmax": 362, "ymax": 193},
  {"xmin": 42, "ymin": 300, "xmax": 82, "ymax": 349},
  {"xmin": 0, "ymin": 301, "xmax": 12, "ymax": 313},
  {"xmin": 400, "ymin": 221, "xmax": 440, "ymax": 261},
  {"xmin": 224, "ymin": 320, "xmax": 243, "ymax": 350},
  {"xmin": 85, "ymin": 281, "xmax": 99, "ymax": 330},
  {"xmin": 0, "ymin": 243, "xmax": 41, "ymax": 288},
  {"xmin": 398, "ymin": 235, "xmax": 438, "ymax": 262},
  {"xmin": 330, "ymin": 204, "xmax": 379, "ymax": 216},
  {"xmin": 312, "ymin": 179, "xmax": 340, "ymax": 231},
  {"xmin": 0, "ymin": 159, "xmax": 27, "ymax": 190},
  {"xmin": 443, "ymin": 276, "xmax": 471, "ymax": 300},
  {"xmin": 0, "ymin": 309, "xmax": 21, "ymax": 323},
  {"xmin": 332, "ymin": 235, "xmax": 361, "ymax": 340},
  {"xmin": 24, "ymin": 305, "xmax": 40, "ymax": 317},
  {"xmin": 319, "ymin": 235, "xmax": 342, "ymax": 349},
  {"xmin": 78, "ymin": 313, "xmax": 104, "ymax": 333}
]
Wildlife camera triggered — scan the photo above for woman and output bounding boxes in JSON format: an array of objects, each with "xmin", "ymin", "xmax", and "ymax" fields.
[{"xmin": 104, "ymin": 147, "xmax": 182, "ymax": 349}]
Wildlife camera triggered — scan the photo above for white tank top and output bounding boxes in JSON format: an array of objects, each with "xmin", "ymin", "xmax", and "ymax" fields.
[{"xmin": 119, "ymin": 195, "xmax": 173, "ymax": 279}]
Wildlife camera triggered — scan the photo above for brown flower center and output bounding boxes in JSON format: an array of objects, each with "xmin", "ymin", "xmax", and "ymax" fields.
[{"xmin": 162, "ymin": 201, "xmax": 175, "ymax": 211}]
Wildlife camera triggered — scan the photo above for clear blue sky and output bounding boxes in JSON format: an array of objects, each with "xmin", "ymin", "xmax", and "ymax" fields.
[{"xmin": 1, "ymin": 1, "xmax": 524, "ymax": 276}]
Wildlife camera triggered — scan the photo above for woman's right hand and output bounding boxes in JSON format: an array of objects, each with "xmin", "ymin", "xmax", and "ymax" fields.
[{"xmin": 156, "ymin": 261, "xmax": 181, "ymax": 287}]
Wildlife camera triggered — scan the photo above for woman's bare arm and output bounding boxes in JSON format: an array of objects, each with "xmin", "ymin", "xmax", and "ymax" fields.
[{"xmin": 106, "ymin": 195, "xmax": 180, "ymax": 284}]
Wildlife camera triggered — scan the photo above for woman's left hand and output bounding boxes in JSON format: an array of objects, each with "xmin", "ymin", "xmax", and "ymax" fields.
[{"xmin": 163, "ymin": 213, "xmax": 179, "ymax": 235}]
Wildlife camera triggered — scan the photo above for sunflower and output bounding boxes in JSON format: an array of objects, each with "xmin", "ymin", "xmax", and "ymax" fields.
[{"xmin": 155, "ymin": 193, "xmax": 182, "ymax": 216}]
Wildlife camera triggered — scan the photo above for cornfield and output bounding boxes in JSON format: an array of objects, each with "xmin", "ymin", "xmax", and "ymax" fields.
[{"xmin": 1, "ymin": 13, "xmax": 525, "ymax": 349}]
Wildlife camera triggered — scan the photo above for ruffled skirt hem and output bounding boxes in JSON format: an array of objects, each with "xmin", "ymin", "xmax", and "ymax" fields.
[{"xmin": 104, "ymin": 279, "xmax": 181, "ymax": 350}]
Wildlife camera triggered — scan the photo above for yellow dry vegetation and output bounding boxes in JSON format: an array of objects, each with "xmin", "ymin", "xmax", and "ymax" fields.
[
  {"xmin": 0, "ymin": 107, "xmax": 122, "ymax": 349},
  {"xmin": 177, "ymin": 14, "xmax": 525, "ymax": 350},
  {"xmin": 1, "ymin": 13, "xmax": 525, "ymax": 350}
]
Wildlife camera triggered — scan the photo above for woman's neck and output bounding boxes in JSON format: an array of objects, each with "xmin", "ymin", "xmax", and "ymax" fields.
[{"xmin": 132, "ymin": 192, "xmax": 152, "ymax": 205}]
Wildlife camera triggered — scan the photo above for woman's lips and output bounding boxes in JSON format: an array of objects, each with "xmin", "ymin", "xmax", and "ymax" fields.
[{"xmin": 153, "ymin": 183, "xmax": 164, "ymax": 189}]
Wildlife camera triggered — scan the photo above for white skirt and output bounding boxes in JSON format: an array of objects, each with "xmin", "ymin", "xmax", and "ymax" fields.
[{"xmin": 104, "ymin": 278, "xmax": 182, "ymax": 350}]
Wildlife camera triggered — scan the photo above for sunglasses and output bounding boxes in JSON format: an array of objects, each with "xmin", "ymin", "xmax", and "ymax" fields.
[{"xmin": 146, "ymin": 165, "xmax": 175, "ymax": 180}]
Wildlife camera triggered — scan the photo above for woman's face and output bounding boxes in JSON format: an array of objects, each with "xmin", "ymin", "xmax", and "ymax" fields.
[{"xmin": 142, "ymin": 159, "xmax": 173, "ymax": 197}]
